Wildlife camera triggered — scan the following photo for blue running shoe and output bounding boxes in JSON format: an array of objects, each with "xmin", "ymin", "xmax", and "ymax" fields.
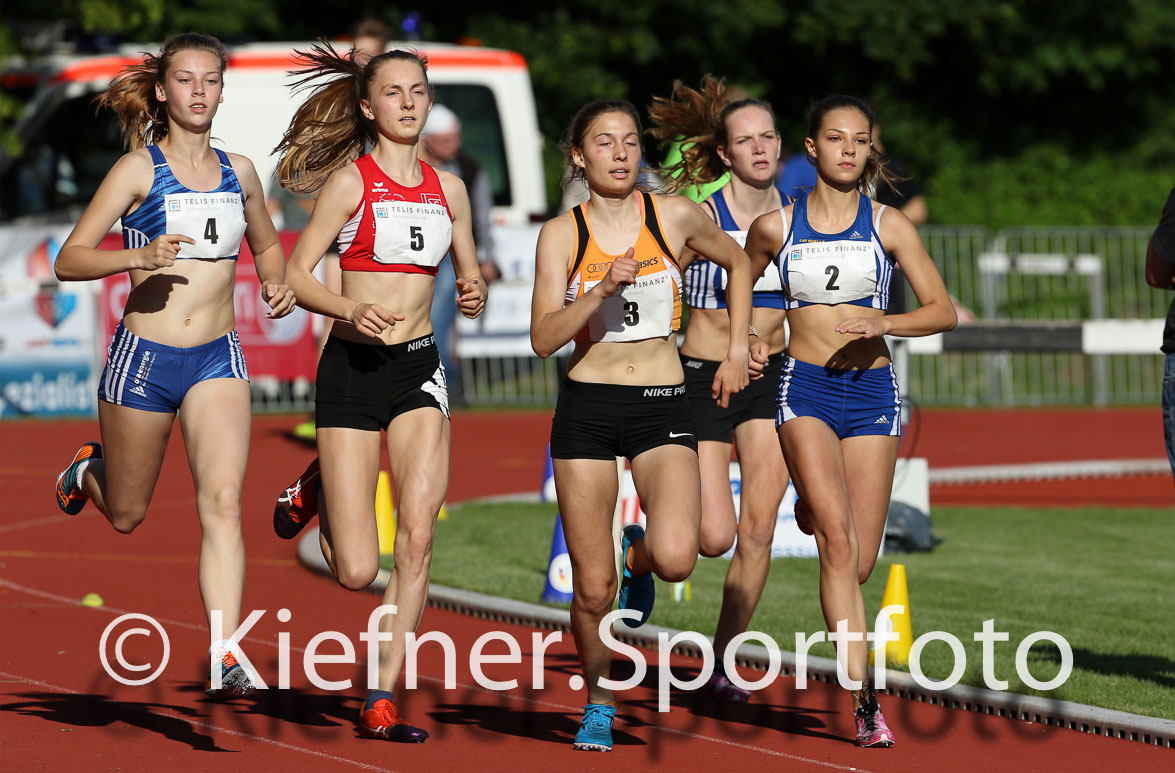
[
  {"xmin": 204, "ymin": 651, "xmax": 255, "ymax": 697},
  {"xmin": 573, "ymin": 703, "xmax": 615, "ymax": 751},
  {"xmin": 55, "ymin": 442, "xmax": 101, "ymax": 515},
  {"xmin": 618, "ymin": 524, "xmax": 654, "ymax": 627}
]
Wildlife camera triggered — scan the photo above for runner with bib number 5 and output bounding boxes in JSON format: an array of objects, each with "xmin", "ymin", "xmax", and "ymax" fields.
[
  {"xmin": 269, "ymin": 42, "xmax": 485, "ymax": 743},
  {"xmin": 530, "ymin": 99, "xmax": 757, "ymax": 752}
]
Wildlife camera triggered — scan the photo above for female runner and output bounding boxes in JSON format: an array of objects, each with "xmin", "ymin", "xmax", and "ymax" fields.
[
  {"xmin": 269, "ymin": 43, "xmax": 485, "ymax": 741},
  {"xmin": 745, "ymin": 95, "xmax": 957, "ymax": 746},
  {"xmin": 648, "ymin": 76, "xmax": 791, "ymax": 702},
  {"xmin": 52, "ymin": 33, "xmax": 295, "ymax": 694},
  {"xmin": 531, "ymin": 99, "xmax": 755, "ymax": 752}
]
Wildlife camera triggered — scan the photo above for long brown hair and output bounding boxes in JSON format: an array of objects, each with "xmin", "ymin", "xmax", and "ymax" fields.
[
  {"xmin": 95, "ymin": 33, "xmax": 229, "ymax": 150},
  {"xmin": 648, "ymin": 75, "xmax": 776, "ymax": 193},
  {"xmin": 274, "ymin": 41, "xmax": 433, "ymax": 193},
  {"xmin": 806, "ymin": 95, "xmax": 901, "ymax": 196}
]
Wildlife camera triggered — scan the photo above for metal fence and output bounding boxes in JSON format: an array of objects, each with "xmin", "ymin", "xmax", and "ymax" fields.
[
  {"xmin": 907, "ymin": 226, "xmax": 1162, "ymax": 406},
  {"xmin": 254, "ymin": 225, "xmax": 1165, "ymax": 412}
]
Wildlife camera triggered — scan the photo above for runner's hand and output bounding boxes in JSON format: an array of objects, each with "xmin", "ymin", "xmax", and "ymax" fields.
[
  {"xmin": 598, "ymin": 248, "xmax": 637, "ymax": 297},
  {"xmin": 351, "ymin": 302, "xmax": 404, "ymax": 337},
  {"xmin": 139, "ymin": 234, "xmax": 194, "ymax": 270}
]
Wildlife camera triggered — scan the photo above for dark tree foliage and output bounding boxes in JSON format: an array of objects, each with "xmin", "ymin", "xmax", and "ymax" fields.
[{"xmin": 4, "ymin": 0, "xmax": 1174, "ymax": 224}]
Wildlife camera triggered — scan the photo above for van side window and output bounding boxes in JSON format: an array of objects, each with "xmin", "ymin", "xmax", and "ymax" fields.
[
  {"xmin": 432, "ymin": 85, "xmax": 511, "ymax": 208},
  {"xmin": 1, "ymin": 94, "xmax": 123, "ymax": 221}
]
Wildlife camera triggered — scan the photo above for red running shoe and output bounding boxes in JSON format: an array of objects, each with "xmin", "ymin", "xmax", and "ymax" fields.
[
  {"xmin": 359, "ymin": 699, "xmax": 429, "ymax": 742},
  {"xmin": 273, "ymin": 458, "xmax": 321, "ymax": 539}
]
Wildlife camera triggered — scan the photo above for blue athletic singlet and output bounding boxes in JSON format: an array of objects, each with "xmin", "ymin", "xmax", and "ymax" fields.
[
  {"xmin": 121, "ymin": 145, "xmax": 247, "ymax": 261},
  {"xmin": 682, "ymin": 188, "xmax": 786, "ymax": 311},
  {"xmin": 776, "ymin": 193, "xmax": 893, "ymax": 310}
]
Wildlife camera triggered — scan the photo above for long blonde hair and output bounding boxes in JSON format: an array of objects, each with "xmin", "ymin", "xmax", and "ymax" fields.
[{"xmin": 95, "ymin": 33, "xmax": 229, "ymax": 150}]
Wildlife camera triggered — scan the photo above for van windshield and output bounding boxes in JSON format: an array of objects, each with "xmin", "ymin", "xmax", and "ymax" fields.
[
  {"xmin": 1, "ymin": 82, "xmax": 513, "ymax": 222},
  {"xmin": 0, "ymin": 92, "xmax": 124, "ymax": 221}
]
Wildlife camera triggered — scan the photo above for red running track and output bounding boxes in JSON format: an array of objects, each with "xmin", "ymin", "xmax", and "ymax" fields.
[{"xmin": 0, "ymin": 413, "xmax": 1170, "ymax": 772}]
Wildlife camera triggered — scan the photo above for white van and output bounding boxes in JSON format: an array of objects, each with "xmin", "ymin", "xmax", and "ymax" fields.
[
  {"xmin": 0, "ymin": 40, "xmax": 548, "ymax": 417},
  {"xmin": 0, "ymin": 40, "xmax": 547, "ymax": 227}
]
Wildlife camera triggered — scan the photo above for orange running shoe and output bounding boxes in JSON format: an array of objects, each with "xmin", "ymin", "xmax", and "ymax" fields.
[
  {"xmin": 273, "ymin": 457, "xmax": 321, "ymax": 539},
  {"xmin": 204, "ymin": 651, "xmax": 256, "ymax": 696},
  {"xmin": 359, "ymin": 698, "xmax": 429, "ymax": 742},
  {"xmin": 55, "ymin": 442, "xmax": 101, "ymax": 515}
]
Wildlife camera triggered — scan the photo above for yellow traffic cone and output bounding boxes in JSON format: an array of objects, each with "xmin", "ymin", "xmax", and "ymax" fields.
[
  {"xmin": 376, "ymin": 471, "xmax": 396, "ymax": 555},
  {"xmin": 869, "ymin": 563, "xmax": 913, "ymax": 668},
  {"xmin": 437, "ymin": 502, "xmax": 448, "ymax": 521}
]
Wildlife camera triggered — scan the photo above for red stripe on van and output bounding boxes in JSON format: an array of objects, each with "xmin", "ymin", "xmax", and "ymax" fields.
[{"xmin": 49, "ymin": 47, "xmax": 526, "ymax": 84}]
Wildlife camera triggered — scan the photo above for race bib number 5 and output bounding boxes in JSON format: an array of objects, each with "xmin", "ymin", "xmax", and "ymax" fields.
[
  {"xmin": 372, "ymin": 200, "xmax": 452, "ymax": 268},
  {"xmin": 164, "ymin": 192, "xmax": 246, "ymax": 260}
]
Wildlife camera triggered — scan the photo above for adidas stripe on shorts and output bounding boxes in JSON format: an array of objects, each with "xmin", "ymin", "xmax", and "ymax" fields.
[
  {"xmin": 98, "ymin": 322, "xmax": 249, "ymax": 412},
  {"xmin": 776, "ymin": 356, "xmax": 901, "ymax": 438}
]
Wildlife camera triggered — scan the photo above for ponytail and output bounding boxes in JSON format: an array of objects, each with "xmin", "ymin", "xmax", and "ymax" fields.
[
  {"xmin": 95, "ymin": 32, "xmax": 228, "ymax": 150},
  {"xmin": 647, "ymin": 75, "xmax": 728, "ymax": 193}
]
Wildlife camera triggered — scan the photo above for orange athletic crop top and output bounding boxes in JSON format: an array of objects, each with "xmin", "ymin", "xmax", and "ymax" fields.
[{"xmin": 564, "ymin": 191, "xmax": 683, "ymax": 344}]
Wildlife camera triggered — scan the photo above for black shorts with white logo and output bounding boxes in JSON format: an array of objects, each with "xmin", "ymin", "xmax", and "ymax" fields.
[
  {"xmin": 315, "ymin": 334, "xmax": 449, "ymax": 431},
  {"xmin": 550, "ymin": 379, "xmax": 697, "ymax": 461},
  {"xmin": 682, "ymin": 351, "xmax": 784, "ymax": 443}
]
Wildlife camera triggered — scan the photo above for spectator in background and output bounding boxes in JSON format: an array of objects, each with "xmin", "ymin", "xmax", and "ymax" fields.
[
  {"xmin": 1144, "ymin": 186, "xmax": 1175, "ymax": 483},
  {"xmin": 350, "ymin": 18, "xmax": 391, "ymax": 65},
  {"xmin": 776, "ymin": 148, "xmax": 818, "ymax": 201},
  {"xmin": 870, "ymin": 121, "xmax": 928, "ymax": 315},
  {"xmin": 870, "ymin": 122, "xmax": 927, "ymax": 225},
  {"xmin": 422, "ymin": 104, "xmax": 499, "ymax": 404}
]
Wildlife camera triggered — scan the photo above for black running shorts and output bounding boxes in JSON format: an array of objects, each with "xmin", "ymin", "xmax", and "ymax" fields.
[
  {"xmin": 550, "ymin": 379, "xmax": 697, "ymax": 461},
  {"xmin": 681, "ymin": 352, "xmax": 784, "ymax": 443},
  {"xmin": 315, "ymin": 334, "xmax": 449, "ymax": 431}
]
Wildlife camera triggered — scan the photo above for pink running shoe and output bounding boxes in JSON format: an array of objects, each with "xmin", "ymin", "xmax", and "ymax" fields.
[
  {"xmin": 794, "ymin": 497, "xmax": 814, "ymax": 536},
  {"xmin": 704, "ymin": 670, "xmax": 750, "ymax": 703},
  {"xmin": 854, "ymin": 698, "xmax": 896, "ymax": 747}
]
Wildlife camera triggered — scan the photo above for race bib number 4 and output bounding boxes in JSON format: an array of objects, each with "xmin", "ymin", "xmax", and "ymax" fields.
[
  {"xmin": 372, "ymin": 200, "xmax": 452, "ymax": 268},
  {"xmin": 164, "ymin": 192, "xmax": 246, "ymax": 260}
]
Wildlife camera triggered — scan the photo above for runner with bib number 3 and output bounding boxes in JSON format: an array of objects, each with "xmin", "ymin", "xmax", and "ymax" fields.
[{"xmin": 530, "ymin": 99, "xmax": 757, "ymax": 752}]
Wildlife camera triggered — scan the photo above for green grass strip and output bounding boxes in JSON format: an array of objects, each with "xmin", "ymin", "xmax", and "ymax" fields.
[{"xmin": 386, "ymin": 500, "xmax": 1175, "ymax": 720}]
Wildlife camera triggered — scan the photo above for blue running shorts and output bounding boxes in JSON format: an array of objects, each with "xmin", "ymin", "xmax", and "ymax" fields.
[
  {"xmin": 776, "ymin": 356, "xmax": 901, "ymax": 438},
  {"xmin": 98, "ymin": 322, "xmax": 249, "ymax": 412}
]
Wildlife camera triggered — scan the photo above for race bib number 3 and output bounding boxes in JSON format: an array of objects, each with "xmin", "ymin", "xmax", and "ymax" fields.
[
  {"xmin": 372, "ymin": 200, "xmax": 452, "ymax": 268},
  {"xmin": 585, "ymin": 273, "xmax": 674, "ymax": 343},
  {"xmin": 164, "ymin": 192, "xmax": 246, "ymax": 260}
]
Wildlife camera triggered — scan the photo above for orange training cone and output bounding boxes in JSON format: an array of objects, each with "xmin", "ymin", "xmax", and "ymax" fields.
[
  {"xmin": 870, "ymin": 563, "xmax": 912, "ymax": 668},
  {"xmin": 376, "ymin": 471, "xmax": 396, "ymax": 554}
]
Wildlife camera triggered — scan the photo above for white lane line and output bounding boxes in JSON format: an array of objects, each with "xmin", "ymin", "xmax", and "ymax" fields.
[
  {"xmin": 0, "ymin": 669, "xmax": 393, "ymax": 772},
  {"xmin": 0, "ymin": 576, "xmax": 869, "ymax": 769}
]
